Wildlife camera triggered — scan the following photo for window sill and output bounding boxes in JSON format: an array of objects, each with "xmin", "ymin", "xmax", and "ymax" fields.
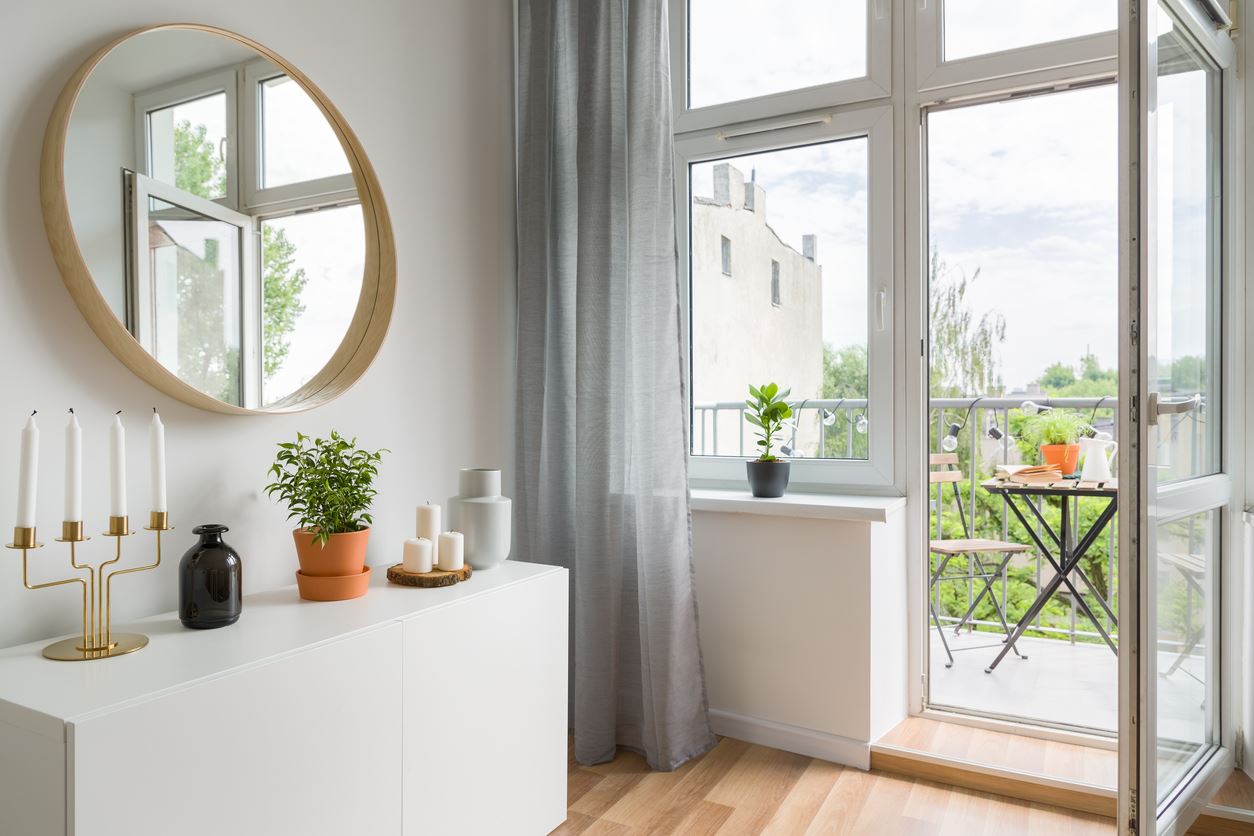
[{"xmin": 689, "ymin": 488, "xmax": 905, "ymax": 523}]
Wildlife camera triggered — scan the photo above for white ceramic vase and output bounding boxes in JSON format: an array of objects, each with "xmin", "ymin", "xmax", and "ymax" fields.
[{"xmin": 448, "ymin": 468, "xmax": 512, "ymax": 570}]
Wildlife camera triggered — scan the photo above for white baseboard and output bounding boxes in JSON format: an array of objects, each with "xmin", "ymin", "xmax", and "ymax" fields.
[{"xmin": 709, "ymin": 709, "xmax": 870, "ymax": 770}]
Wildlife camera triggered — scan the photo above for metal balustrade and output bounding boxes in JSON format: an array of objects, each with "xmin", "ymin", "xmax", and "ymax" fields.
[{"xmin": 692, "ymin": 395, "xmax": 1207, "ymax": 647}]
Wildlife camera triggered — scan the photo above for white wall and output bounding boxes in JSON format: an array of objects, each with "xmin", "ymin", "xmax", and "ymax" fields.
[
  {"xmin": 692, "ymin": 506, "xmax": 908, "ymax": 767},
  {"xmin": 0, "ymin": 0, "xmax": 514, "ymax": 648}
]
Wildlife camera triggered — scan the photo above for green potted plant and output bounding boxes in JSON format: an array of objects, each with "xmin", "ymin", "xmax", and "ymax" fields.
[
  {"xmin": 744, "ymin": 382, "xmax": 794, "ymax": 497},
  {"xmin": 266, "ymin": 431, "xmax": 387, "ymax": 601},
  {"xmin": 1023, "ymin": 410, "xmax": 1091, "ymax": 476}
]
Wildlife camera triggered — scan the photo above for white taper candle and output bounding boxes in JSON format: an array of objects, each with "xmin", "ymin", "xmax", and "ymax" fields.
[
  {"xmin": 64, "ymin": 410, "xmax": 81, "ymax": 522},
  {"xmin": 109, "ymin": 412, "xmax": 126, "ymax": 518},
  {"xmin": 15, "ymin": 412, "xmax": 39, "ymax": 529},
  {"xmin": 149, "ymin": 409, "xmax": 166, "ymax": 513}
]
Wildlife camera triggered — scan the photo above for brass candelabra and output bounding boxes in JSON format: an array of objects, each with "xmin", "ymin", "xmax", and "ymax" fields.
[{"xmin": 6, "ymin": 511, "xmax": 172, "ymax": 661}]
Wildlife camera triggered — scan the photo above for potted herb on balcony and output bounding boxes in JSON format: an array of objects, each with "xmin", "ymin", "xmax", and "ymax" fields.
[
  {"xmin": 1024, "ymin": 410, "xmax": 1090, "ymax": 477},
  {"xmin": 266, "ymin": 431, "xmax": 387, "ymax": 601},
  {"xmin": 745, "ymin": 382, "xmax": 793, "ymax": 498}
]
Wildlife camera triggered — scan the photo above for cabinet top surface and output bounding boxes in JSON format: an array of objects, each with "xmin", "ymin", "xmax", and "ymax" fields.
[{"xmin": 0, "ymin": 560, "xmax": 564, "ymax": 728}]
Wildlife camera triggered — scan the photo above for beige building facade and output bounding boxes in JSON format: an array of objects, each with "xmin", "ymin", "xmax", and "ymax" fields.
[{"xmin": 691, "ymin": 163, "xmax": 823, "ymax": 456}]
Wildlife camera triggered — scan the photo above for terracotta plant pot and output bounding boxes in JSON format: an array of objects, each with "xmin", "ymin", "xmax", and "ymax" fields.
[
  {"xmin": 292, "ymin": 528, "xmax": 371, "ymax": 601},
  {"xmin": 1040, "ymin": 443, "xmax": 1081, "ymax": 477}
]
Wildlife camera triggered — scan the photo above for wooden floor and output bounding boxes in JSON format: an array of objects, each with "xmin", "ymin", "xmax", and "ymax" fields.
[
  {"xmin": 876, "ymin": 716, "xmax": 1117, "ymax": 789},
  {"xmin": 554, "ymin": 737, "xmax": 1114, "ymax": 835}
]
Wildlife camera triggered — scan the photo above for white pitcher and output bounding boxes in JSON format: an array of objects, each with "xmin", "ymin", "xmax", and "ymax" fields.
[{"xmin": 1079, "ymin": 436, "xmax": 1117, "ymax": 482}]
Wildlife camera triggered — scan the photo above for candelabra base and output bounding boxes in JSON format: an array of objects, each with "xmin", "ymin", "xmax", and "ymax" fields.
[{"xmin": 42, "ymin": 632, "xmax": 148, "ymax": 661}]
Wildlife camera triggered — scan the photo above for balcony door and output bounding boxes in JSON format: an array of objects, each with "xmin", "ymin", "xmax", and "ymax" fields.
[{"xmin": 1119, "ymin": 0, "xmax": 1235, "ymax": 832}]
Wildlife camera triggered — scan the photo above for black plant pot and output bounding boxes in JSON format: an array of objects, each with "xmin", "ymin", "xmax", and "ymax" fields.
[
  {"xmin": 746, "ymin": 460, "xmax": 791, "ymax": 498},
  {"xmin": 179, "ymin": 524, "xmax": 243, "ymax": 629}
]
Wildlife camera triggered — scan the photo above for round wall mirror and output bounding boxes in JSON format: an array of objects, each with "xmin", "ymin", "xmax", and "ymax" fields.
[{"xmin": 42, "ymin": 24, "xmax": 395, "ymax": 414}]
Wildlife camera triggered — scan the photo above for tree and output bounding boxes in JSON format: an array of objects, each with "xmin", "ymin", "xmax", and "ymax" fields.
[
  {"xmin": 261, "ymin": 225, "xmax": 307, "ymax": 379},
  {"xmin": 1039, "ymin": 362, "xmax": 1076, "ymax": 391},
  {"xmin": 929, "ymin": 247, "xmax": 1006, "ymax": 399},
  {"xmin": 172, "ymin": 120, "xmax": 306, "ymax": 385},
  {"xmin": 173, "ymin": 121, "xmax": 226, "ymax": 199},
  {"xmin": 820, "ymin": 344, "xmax": 869, "ymax": 458}
]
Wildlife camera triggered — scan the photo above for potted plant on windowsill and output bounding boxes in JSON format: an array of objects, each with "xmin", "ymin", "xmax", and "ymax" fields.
[
  {"xmin": 745, "ymin": 382, "xmax": 794, "ymax": 498},
  {"xmin": 266, "ymin": 431, "xmax": 387, "ymax": 601},
  {"xmin": 1024, "ymin": 410, "xmax": 1091, "ymax": 477}
]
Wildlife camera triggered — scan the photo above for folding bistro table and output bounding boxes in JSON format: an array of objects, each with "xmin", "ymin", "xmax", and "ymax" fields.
[{"xmin": 980, "ymin": 476, "xmax": 1119, "ymax": 673}]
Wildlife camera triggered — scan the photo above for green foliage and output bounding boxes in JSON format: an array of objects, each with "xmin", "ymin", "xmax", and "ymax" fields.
[
  {"xmin": 1023, "ymin": 410, "xmax": 1091, "ymax": 446},
  {"xmin": 265, "ymin": 431, "xmax": 387, "ymax": 545},
  {"xmin": 173, "ymin": 120, "xmax": 226, "ymax": 200},
  {"xmin": 929, "ymin": 248, "xmax": 1006, "ymax": 399},
  {"xmin": 172, "ymin": 121, "xmax": 306, "ymax": 386},
  {"xmin": 745, "ymin": 383, "xmax": 793, "ymax": 461},
  {"xmin": 1039, "ymin": 362, "xmax": 1076, "ymax": 391},
  {"xmin": 261, "ymin": 225, "xmax": 308, "ymax": 380}
]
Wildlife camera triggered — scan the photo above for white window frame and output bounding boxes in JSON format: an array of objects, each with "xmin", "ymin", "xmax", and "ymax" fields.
[
  {"xmin": 240, "ymin": 60, "xmax": 357, "ymax": 214},
  {"xmin": 133, "ymin": 69, "xmax": 239, "ymax": 209},
  {"xmin": 671, "ymin": 0, "xmax": 893, "ymax": 134},
  {"xmin": 125, "ymin": 171, "xmax": 259, "ymax": 407},
  {"xmin": 131, "ymin": 59, "xmax": 361, "ymax": 410},
  {"xmin": 677, "ymin": 105, "xmax": 896, "ymax": 491}
]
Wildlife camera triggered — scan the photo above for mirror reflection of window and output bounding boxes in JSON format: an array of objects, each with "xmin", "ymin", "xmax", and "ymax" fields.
[
  {"xmin": 260, "ymin": 204, "xmax": 364, "ymax": 405},
  {"xmin": 147, "ymin": 93, "xmax": 228, "ymax": 201},
  {"xmin": 260, "ymin": 75, "xmax": 352, "ymax": 188},
  {"xmin": 145, "ymin": 197, "xmax": 242, "ymax": 406}
]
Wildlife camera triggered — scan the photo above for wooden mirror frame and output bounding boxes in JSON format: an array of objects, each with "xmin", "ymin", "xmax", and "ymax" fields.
[{"xmin": 41, "ymin": 23, "xmax": 396, "ymax": 415}]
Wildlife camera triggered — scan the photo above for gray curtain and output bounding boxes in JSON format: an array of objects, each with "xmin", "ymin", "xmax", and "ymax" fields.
[{"xmin": 515, "ymin": 0, "xmax": 716, "ymax": 772}]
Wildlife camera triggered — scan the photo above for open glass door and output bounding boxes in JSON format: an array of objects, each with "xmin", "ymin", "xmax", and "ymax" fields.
[{"xmin": 1119, "ymin": 0, "xmax": 1235, "ymax": 832}]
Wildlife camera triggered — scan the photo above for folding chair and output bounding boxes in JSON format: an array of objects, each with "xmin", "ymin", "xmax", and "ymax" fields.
[{"xmin": 929, "ymin": 453, "xmax": 1031, "ymax": 668}]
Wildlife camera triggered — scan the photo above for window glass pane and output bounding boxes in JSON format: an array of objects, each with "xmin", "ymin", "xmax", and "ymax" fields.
[
  {"xmin": 943, "ymin": 0, "xmax": 1116, "ymax": 61},
  {"xmin": 928, "ymin": 85, "xmax": 1117, "ymax": 405},
  {"xmin": 690, "ymin": 138, "xmax": 869, "ymax": 460},
  {"xmin": 146, "ymin": 197, "xmax": 241, "ymax": 405},
  {"xmin": 1154, "ymin": 509, "xmax": 1216, "ymax": 803},
  {"xmin": 260, "ymin": 75, "xmax": 352, "ymax": 188},
  {"xmin": 261, "ymin": 203, "xmax": 364, "ymax": 405},
  {"xmin": 1150, "ymin": 8, "xmax": 1220, "ymax": 484},
  {"xmin": 688, "ymin": 0, "xmax": 866, "ymax": 109},
  {"xmin": 147, "ymin": 92, "xmax": 228, "ymax": 200}
]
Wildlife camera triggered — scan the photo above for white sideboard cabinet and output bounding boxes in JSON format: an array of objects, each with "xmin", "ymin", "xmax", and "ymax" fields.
[{"xmin": 0, "ymin": 561, "xmax": 568, "ymax": 836}]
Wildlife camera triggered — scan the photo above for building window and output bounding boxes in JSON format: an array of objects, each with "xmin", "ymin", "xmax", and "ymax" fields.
[
  {"xmin": 687, "ymin": 136, "xmax": 879, "ymax": 466},
  {"xmin": 720, "ymin": 235, "xmax": 732, "ymax": 275}
]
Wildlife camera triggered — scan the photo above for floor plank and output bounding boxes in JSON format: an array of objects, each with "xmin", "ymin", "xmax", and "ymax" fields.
[{"xmin": 555, "ymin": 736, "xmax": 1123, "ymax": 835}]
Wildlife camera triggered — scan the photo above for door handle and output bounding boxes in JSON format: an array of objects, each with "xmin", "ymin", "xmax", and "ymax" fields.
[
  {"xmin": 1146, "ymin": 392, "xmax": 1201, "ymax": 426},
  {"xmin": 875, "ymin": 286, "xmax": 887, "ymax": 332}
]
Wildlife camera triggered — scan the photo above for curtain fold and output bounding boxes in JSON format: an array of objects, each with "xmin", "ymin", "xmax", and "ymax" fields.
[{"xmin": 515, "ymin": 0, "xmax": 716, "ymax": 771}]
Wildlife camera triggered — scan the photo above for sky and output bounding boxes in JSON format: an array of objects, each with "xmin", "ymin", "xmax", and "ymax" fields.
[{"xmin": 689, "ymin": 0, "xmax": 1124, "ymax": 391}]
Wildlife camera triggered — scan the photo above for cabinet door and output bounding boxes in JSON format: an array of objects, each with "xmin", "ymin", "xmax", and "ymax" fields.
[
  {"xmin": 70, "ymin": 624, "xmax": 402, "ymax": 836},
  {"xmin": 402, "ymin": 570, "xmax": 568, "ymax": 836}
]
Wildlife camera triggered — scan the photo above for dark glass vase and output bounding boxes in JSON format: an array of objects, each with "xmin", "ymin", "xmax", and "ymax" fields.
[{"xmin": 179, "ymin": 524, "xmax": 242, "ymax": 629}]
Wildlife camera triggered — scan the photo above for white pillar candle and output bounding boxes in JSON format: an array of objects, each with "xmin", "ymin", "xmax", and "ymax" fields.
[
  {"xmin": 402, "ymin": 537, "xmax": 433, "ymax": 574},
  {"xmin": 64, "ymin": 410, "xmax": 81, "ymax": 522},
  {"xmin": 438, "ymin": 531, "xmax": 464, "ymax": 572},
  {"xmin": 15, "ymin": 412, "xmax": 39, "ymax": 529},
  {"xmin": 109, "ymin": 412, "xmax": 126, "ymax": 518},
  {"xmin": 149, "ymin": 410, "xmax": 167, "ymax": 513},
  {"xmin": 416, "ymin": 502, "xmax": 441, "ymax": 565}
]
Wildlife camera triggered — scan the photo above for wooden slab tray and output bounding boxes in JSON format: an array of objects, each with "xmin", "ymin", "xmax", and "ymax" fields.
[{"xmin": 386, "ymin": 563, "xmax": 472, "ymax": 588}]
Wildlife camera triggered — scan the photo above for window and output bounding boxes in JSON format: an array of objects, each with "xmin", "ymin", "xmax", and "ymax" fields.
[
  {"xmin": 259, "ymin": 75, "xmax": 351, "ymax": 189},
  {"xmin": 130, "ymin": 60, "xmax": 359, "ymax": 409},
  {"xmin": 679, "ymin": 2, "xmax": 895, "ymax": 488},
  {"xmin": 687, "ymin": 0, "xmax": 867, "ymax": 109},
  {"xmin": 942, "ymin": 0, "xmax": 1116, "ymax": 61}
]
